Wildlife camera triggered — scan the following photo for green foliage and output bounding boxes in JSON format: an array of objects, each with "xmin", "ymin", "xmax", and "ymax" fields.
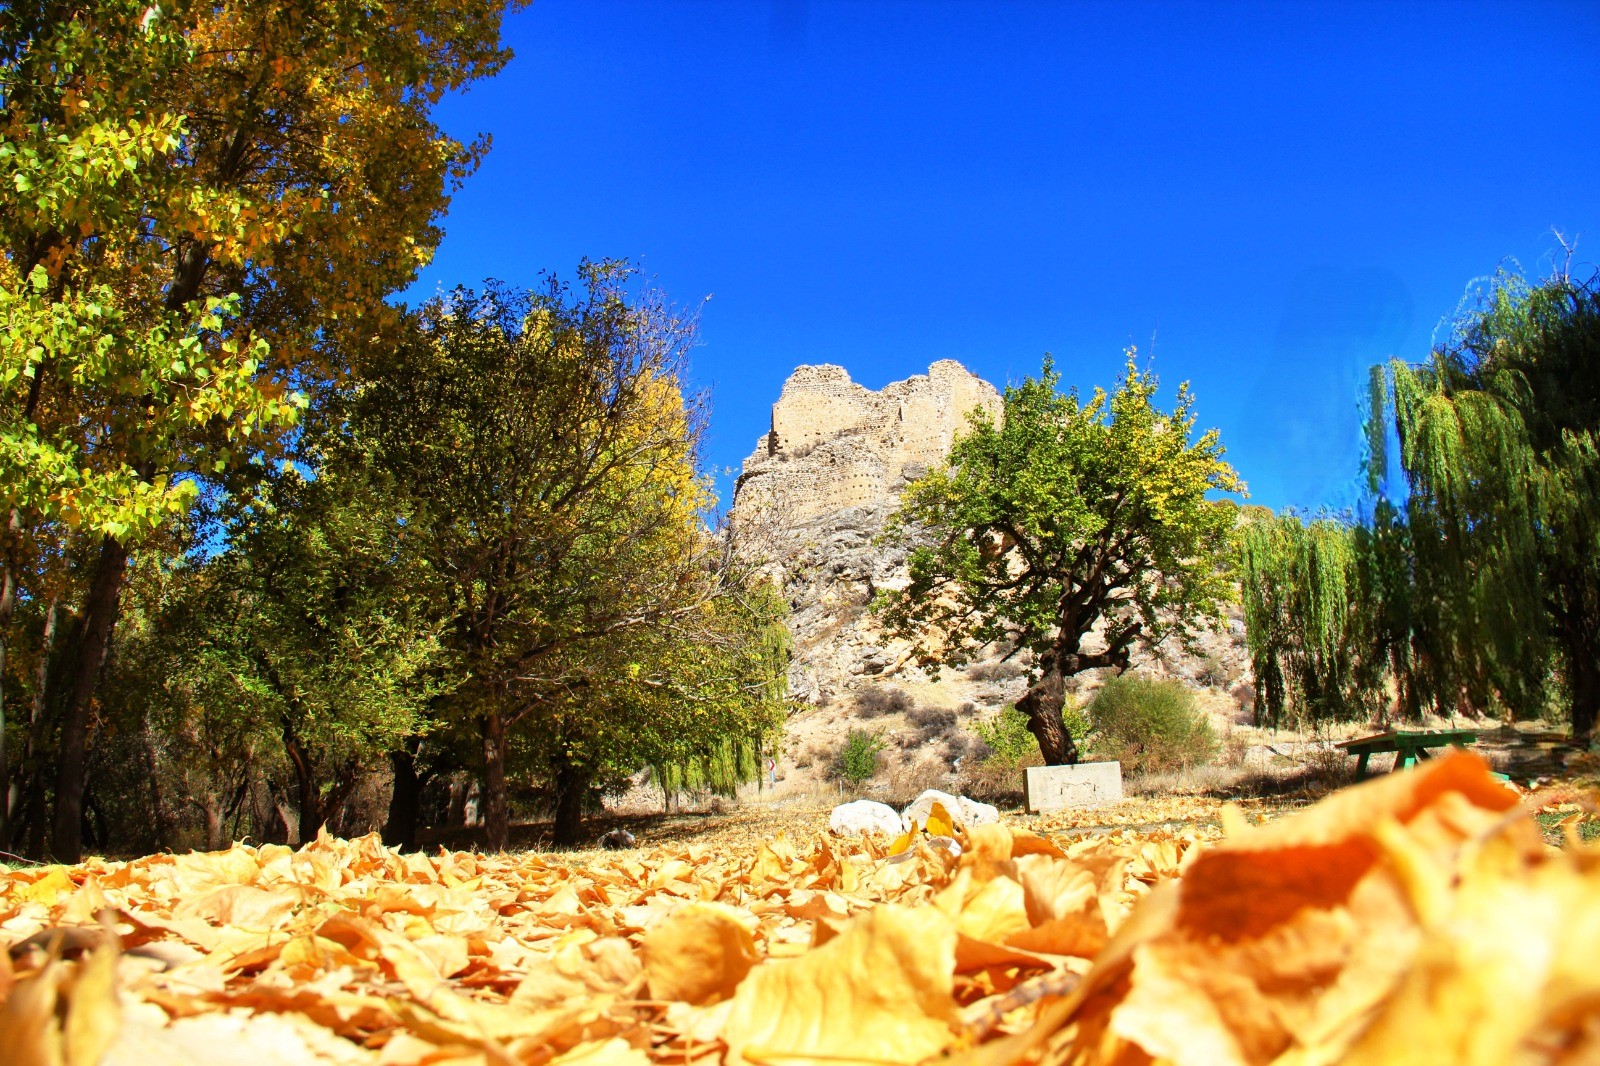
[
  {"xmin": 0, "ymin": 0, "xmax": 523, "ymax": 858},
  {"xmin": 878, "ymin": 352, "xmax": 1242, "ymax": 764},
  {"xmin": 971, "ymin": 705, "xmax": 1041, "ymax": 763},
  {"xmin": 1087, "ymin": 674, "xmax": 1218, "ymax": 774},
  {"xmin": 1240, "ymin": 269, "xmax": 1600, "ymax": 739},
  {"xmin": 1238, "ymin": 514, "xmax": 1386, "ymax": 727},
  {"xmin": 353, "ymin": 267, "xmax": 786, "ymax": 847},
  {"xmin": 835, "ymin": 729, "xmax": 886, "ymax": 787}
]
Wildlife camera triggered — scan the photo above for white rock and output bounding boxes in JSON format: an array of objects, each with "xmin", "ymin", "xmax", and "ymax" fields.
[
  {"xmin": 957, "ymin": 797, "xmax": 1000, "ymax": 826},
  {"xmin": 901, "ymin": 789, "xmax": 967, "ymax": 829},
  {"xmin": 828, "ymin": 799, "xmax": 906, "ymax": 837},
  {"xmin": 901, "ymin": 789, "xmax": 1001, "ymax": 831}
]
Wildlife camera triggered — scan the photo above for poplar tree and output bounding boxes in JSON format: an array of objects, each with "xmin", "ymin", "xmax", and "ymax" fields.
[{"xmin": 0, "ymin": 0, "xmax": 517, "ymax": 859}]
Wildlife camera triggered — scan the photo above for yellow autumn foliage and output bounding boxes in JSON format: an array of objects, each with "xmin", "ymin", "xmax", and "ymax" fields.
[{"xmin": 0, "ymin": 752, "xmax": 1595, "ymax": 1064}]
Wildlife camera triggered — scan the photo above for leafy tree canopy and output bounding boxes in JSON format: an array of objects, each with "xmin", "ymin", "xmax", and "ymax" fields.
[{"xmin": 879, "ymin": 354, "xmax": 1242, "ymax": 765}]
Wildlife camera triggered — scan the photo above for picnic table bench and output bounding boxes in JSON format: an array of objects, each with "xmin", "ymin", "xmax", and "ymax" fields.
[{"xmin": 1336, "ymin": 728, "xmax": 1481, "ymax": 780}]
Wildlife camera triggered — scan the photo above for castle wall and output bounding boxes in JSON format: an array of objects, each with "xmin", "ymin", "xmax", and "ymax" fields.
[{"xmin": 734, "ymin": 360, "xmax": 1001, "ymax": 523}]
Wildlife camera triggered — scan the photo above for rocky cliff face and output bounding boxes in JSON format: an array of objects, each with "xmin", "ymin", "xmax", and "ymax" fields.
[
  {"xmin": 731, "ymin": 360, "xmax": 1002, "ymax": 707},
  {"xmin": 729, "ymin": 360, "xmax": 1248, "ymax": 792}
]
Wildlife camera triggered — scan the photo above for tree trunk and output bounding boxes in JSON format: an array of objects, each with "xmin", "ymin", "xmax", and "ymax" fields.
[
  {"xmin": 383, "ymin": 748, "xmax": 423, "ymax": 851},
  {"xmin": 1568, "ymin": 643, "xmax": 1599, "ymax": 743},
  {"xmin": 202, "ymin": 794, "xmax": 224, "ymax": 851},
  {"xmin": 552, "ymin": 763, "xmax": 590, "ymax": 848},
  {"xmin": 0, "ymin": 553, "xmax": 15, "ymax": 833},
  {"xmin": 281, "ymin": 718, "xmax": 323, "ymax": 844},
  {"xmin": 1017, "ymin": 651, "xmax": 1081, "ymax": 766},
  {"xmin": 270, "ymin": 782, "xmax": 299, "ymax": 847},
  {"xmin": 51, "ymin": 536, "xmax": 129, "ymax": 863},
  {"xmin": 140, "ymin": 721, "xmax": 174, "ymax": 849},
  {"xmin": 481, "ymin": 709, "xmax": 509, "ymax": 851},
  {"xmin": 0, "ymin": 507, "xmax": 25, "ymax": 834}
]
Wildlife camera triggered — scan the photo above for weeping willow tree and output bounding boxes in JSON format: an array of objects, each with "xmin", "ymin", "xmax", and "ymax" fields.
[
  {"xmin": 647, "ymin": 591, "xmax": 790, "ymax": 807},
  {"xmin": 1241, "ymin": 268, "xmax": 1600, "ymax": 738},
  {"xmin": 1239, "ymin": 513, "xmax": 1386, "ymax": 727},
  {"xmin": 1387, "ymin": 269, "xmax": 1600, "ymax": 737}
]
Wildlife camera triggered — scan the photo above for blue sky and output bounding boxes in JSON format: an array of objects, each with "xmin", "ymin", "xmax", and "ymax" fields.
[{"xmin": 408, "ymin": 0, "xmax": 1600, "ymax": 513}]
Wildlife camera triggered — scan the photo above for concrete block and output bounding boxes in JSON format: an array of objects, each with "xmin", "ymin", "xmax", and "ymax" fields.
[{"xmin": 1024, "ymin": 762, "xmax": 1123, "ymax": 812}]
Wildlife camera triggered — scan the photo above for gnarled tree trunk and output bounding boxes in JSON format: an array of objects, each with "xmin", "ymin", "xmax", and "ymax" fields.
[
  {"xmin": 481, "ymin": 709, "xmax": 509, "ymax": 851},
  {"xmin": 51, "ymin": 536, "xmax": 128, "ymax": 862},
  {"xmin": 1017, "ymin": 652, "xmax": 1079, "ymax": 765},
  {"xmin": 384, "ymin": 747, "xmax": 423, "ymax": 851},
  {"xmin": 281, "ymin": 717, "xmax": 322, "ymax": 843}
]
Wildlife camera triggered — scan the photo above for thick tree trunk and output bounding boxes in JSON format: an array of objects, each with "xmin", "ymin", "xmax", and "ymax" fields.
[
  {"xmin": 1017, "ymin": 653, "xmax": 1080, "ymax": 765},
  {"xmin": 552, "ymin": 764, "xmax": 590, "ymax": 848},
  {"xmin": 383, "ymin": 748, "xmax": 422, "ymax": 851},
  {"xmin": 0, "ymin": 553, "xmax": 16, "ymax": 833},
  {"xmin": 1568, "ymin": 645, "xmax": 1599, "ymax": 743},
  {"xmin": 282, "ymin": 718, "xmax": 323, "ymax": 844},
  {"xmin": 51, "ymin": 536, "xmax": 129, "ymax": 862},
  {"xmin": 201, "ymin": 794, "xmax": 224, "ymax": 851},
  {"xmin": 481, "ymin": 710, "xmax": 509, "ymax": 851},
  {"xmin": 12, "ymin": 595, "xmax": 60, "ymax": 853}
]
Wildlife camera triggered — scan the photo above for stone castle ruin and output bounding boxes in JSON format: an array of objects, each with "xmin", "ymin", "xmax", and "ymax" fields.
[
  {"xmin": 729, "ymin": 361, "xmax": 1002, "ymax": 711},
  {"xmin": 733, "ymin": 360, "xmax": 1001, "ymax": 523}
]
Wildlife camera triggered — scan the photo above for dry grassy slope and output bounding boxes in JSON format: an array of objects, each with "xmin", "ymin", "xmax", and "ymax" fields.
[{"xmin": 728, "ymin": 360, "xmax": 1256, "ymax": 801}]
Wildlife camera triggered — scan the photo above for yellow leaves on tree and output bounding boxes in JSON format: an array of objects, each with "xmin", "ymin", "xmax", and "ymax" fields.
[{"xmin": 1, "ymin": 753, "xmax": 1598, "ymax": 1064}]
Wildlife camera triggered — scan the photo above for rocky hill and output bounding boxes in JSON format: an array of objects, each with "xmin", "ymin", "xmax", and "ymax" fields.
[{"xmin": 729, "ymin": 360, "xmax": 1249, "ymax": 796}]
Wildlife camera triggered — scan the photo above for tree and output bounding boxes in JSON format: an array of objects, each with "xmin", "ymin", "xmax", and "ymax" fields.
[
  {"xmin": 878, "ymin": 354, "xmax": 1242, "ymax": 765},
  {"xmin": 0, "ymin": 0, "xmax": 518, "ymax": 860},
  {"xmin": 357, "ymin": 267, "xmax": 758, "ymax": 849},
  {"xmin": 1238, "ymin": 512, "xmax": 1385, "ymax": 728},
  {"xmin": 1385, "ymin": 269, "xmax": 1600, "ymax": 738},
  {"xmin": 207, "ymin": 461, "xmax": 446, "ymax": 843}
]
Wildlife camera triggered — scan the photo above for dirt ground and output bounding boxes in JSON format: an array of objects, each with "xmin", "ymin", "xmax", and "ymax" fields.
[{"xmin": 429, "ymin": 720, "xmax": 1594, "ymax": 856}]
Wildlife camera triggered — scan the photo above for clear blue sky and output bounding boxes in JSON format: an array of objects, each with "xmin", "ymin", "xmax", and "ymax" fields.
[{"xmin": 408, "ymin": 0, "xmax": 1600, "ymax": 513}]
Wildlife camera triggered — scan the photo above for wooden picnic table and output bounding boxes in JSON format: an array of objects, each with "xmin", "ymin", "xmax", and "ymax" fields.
[{"xmin": 1336, "ymin": 728, "xmax": 1481, "ymax": 780}]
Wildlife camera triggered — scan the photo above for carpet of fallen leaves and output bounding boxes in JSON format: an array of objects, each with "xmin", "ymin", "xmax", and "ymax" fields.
[{"xmin": 3, "ymin": 752, "xmax": 1598, "ymax": 1066}]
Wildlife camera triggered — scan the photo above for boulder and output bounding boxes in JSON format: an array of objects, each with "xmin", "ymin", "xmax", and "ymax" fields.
[
  {"xmin": 957, "ymin": 796, "xmax": 1000, "ymax": 827},
  {"xmin": 901, "ymin": 789, "xmax": 1002, "ymax": 831},
  {"xmin": 901, "ymin": 789, "xmax": 963, "ymax": 829},
  {"xmin": 828, "ymin": 799, "xmax": 906, "ymax": 837}
]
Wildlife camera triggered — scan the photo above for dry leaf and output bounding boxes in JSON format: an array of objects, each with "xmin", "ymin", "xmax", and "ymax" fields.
[
  {"xmin": 641, "ymin": 903, "xmax": 758, "ymax": 1005},
  {"xmin": 722, "ymin": 904, "xmax": 959, "ymax": 1065}
]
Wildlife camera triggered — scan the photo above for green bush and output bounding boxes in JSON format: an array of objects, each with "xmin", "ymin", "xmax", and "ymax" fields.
[
  {"xmin": 1088, "ymin": 674, "xmax": 1218, "ymax": 773},
  {"xmin": 971, "ymin": 704, "xmax": 1037, "ymax": 762},
  {"xmin": 835, "ymin": 728, "xmax": 886, "ymax": 786},
  {"xmin": 970, "ymin": 703, "xmax": 1090, "ymax": 763}
]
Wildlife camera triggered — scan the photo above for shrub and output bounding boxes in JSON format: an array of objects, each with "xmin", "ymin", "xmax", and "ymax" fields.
[
  {"xmin": 856, "ymin": 686, "xmax": 913, "ymax": 718},
  {"xmin": 906, "ymin": 704, "xmax": 956, "ymax": 731},
  {"xmin": 970, "ymin": 704, "xmax": 1039, "ymax": 763},
  {"xmin": 835, "ymin": 729, "xmax": 886, "ymax": 785},
  {"xmin": 966, "ymin": 660, "xmax": 1026, "ymax": 682},
  {"xmin": 1197, "ymin": 654, "xmax": 1229, "ymax": 688},
  {"xmin": 1088, "ymin": 674, "xmax": 1218, "ymax": 773}
]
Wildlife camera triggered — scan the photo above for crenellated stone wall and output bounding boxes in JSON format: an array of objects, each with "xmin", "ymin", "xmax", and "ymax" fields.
[{"xmin": 734, "ymin": 360, "xmax": 1001, "ymax": 522}]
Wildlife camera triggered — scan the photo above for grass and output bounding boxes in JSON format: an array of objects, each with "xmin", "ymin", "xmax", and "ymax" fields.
[{"xmin": 1535, "ymin": 809, "xmax": 1600, "ymax": 846}]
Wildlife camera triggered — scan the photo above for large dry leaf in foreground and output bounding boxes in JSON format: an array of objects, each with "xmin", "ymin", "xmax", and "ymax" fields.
[
  {"xmin": 1021, "ymin": 751, "xmax": 1551, "ymax": 1066},
  {"xmin": 1338, "ymin": 829, "xmax": 1600, "ymax": 1065},
  {"xmin": 721, "ymin": 903, "xmax": 959, "ymax": 1065},
  {"xmin": 641, "ymin": 903, "xmax": 758, "ymax": 1005}
]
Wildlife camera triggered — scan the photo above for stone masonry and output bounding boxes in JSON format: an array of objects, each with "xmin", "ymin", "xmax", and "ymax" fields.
[{"xmin": 733, "ymin": 360, "xmax": 1001, "ymax": 522}]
